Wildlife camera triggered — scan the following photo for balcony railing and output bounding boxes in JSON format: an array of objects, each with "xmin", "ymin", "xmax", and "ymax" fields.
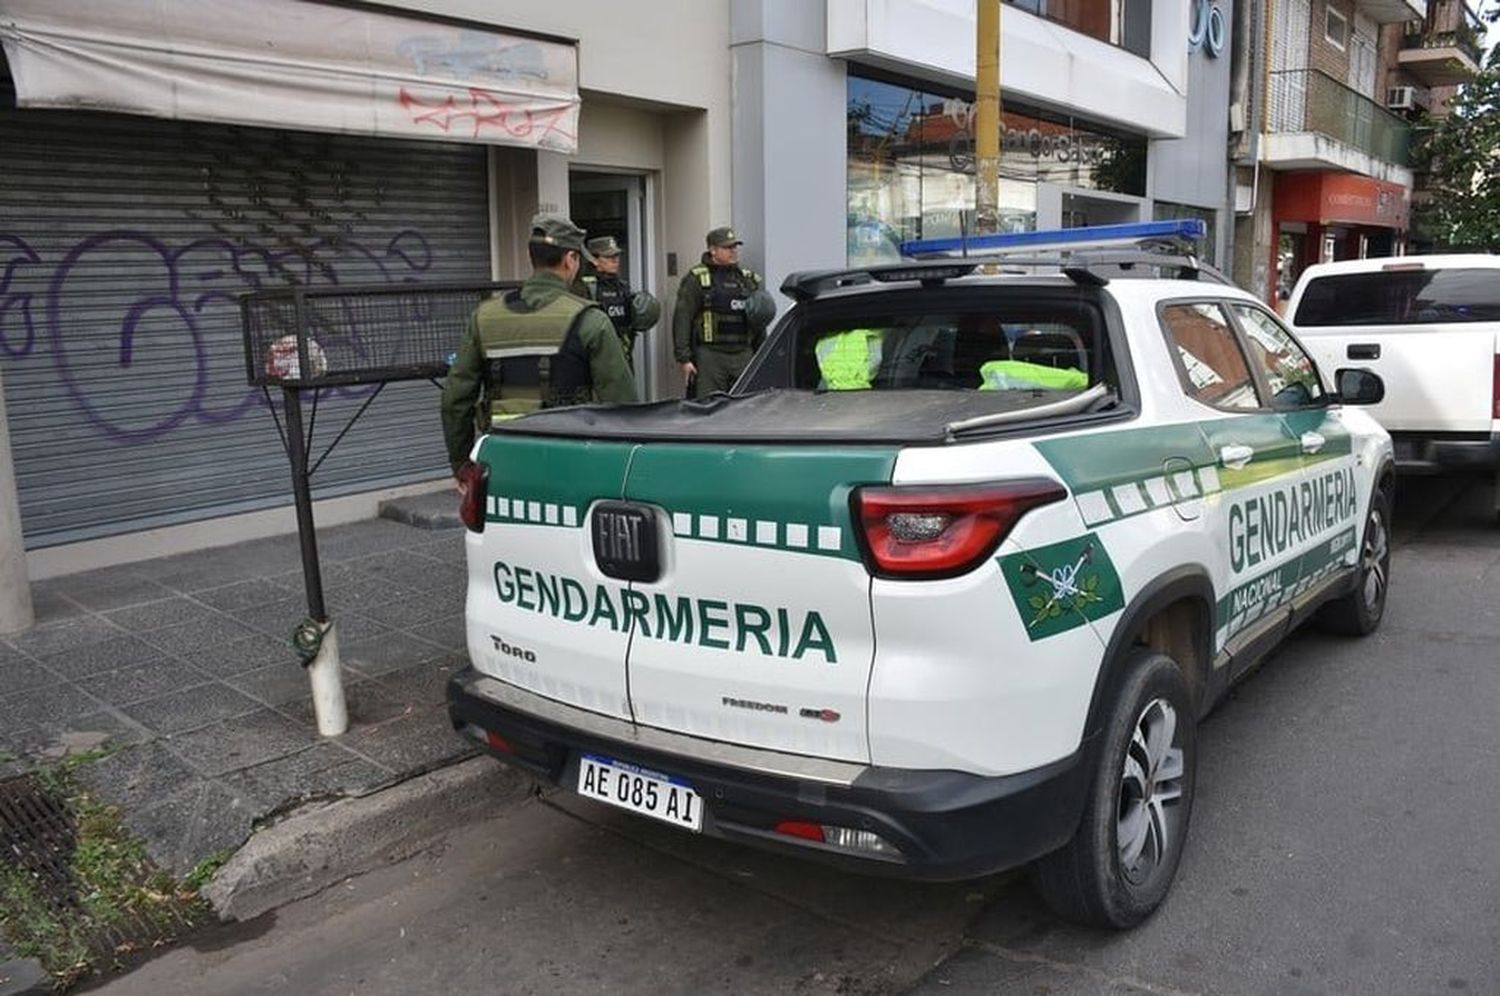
[
  {"xmin": 1404, "ymin": 28, "xmax": 1484, "ymax": 63},
  {"xmin": 1268, "ymin": 70, "xmax": 1411, "ymax": 166}
]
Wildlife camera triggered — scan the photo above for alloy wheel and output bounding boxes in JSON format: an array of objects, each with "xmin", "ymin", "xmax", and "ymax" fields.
[{"xmin": 1117, "ymin": 697, "xmax": 1185, "ymax": 886}]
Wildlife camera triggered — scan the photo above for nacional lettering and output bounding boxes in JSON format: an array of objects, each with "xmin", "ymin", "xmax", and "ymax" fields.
[
  {"xmin": 491, "ymin": 560, "xmax": 838, "ymax": 664},
  {"xmin": 1229, "ymin": 466, "xmax": 1359, "ymax": 574}
]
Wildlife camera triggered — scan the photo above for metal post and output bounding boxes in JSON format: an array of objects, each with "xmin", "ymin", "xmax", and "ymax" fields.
[
  {"xmin": 0, "ymin": 369, "xmax": 34, "ymax": 635},
  {"xmin": 974, "ymin": 0, "xmax": 1002, "ymax": 235},
  {"xmin": 282, "ymin": 386, "xmax": 347, "ymax": 736}
]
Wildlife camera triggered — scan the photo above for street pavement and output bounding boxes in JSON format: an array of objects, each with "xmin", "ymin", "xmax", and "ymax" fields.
[{"xmin": 85, "ymin": 475, "xmax": 1500, "ymax": 996}]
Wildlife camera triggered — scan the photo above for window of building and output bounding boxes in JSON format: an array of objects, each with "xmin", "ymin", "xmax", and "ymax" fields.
[
  {"xmin": 846, "ymin": 74, "xmax": 1148, "ymax": 263},
  {"xmin": 1324, "ymin": 5, "xmax": 1348, "ymax": 51},
  {"xmin": 1002, "ymin": 0, "xmax": 1153, "ymax": 59},
  {"xmin": 1160, "ymin": 303, "xmax": 1262, "ymax": 410}
]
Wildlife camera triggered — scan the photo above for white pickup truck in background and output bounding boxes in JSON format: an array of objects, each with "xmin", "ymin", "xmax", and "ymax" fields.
[{"xmin": 1287, "ymin": 255, "xmax": 1500, "ymax": 516}]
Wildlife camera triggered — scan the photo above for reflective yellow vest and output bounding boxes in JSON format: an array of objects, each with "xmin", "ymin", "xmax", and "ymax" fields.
[
  {"xmin": 815, "ymin": 329, "xmax": 883, "ymax": 390},
  {"xmin": 978, "ymin": 359, "xmax": 1088, "ymax": 391}
]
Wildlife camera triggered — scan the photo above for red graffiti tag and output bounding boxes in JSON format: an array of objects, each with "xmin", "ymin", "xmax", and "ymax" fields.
[{"xmin": 398, "ymin": 87, "xmax": 575, "ymax": 146}]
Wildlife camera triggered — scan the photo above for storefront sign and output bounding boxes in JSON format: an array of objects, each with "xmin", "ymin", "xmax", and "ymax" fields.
[
  {"xmin": 1275, "ymin": 173, "xmax": 1410, "ymax": 229},
  {"xmin": 1188, "ymin": 0, "xmax": 1227, "ymax": 58},
  {"xmin": 0, "ymin": 0, "xmax": 581, "ymax": 153}
]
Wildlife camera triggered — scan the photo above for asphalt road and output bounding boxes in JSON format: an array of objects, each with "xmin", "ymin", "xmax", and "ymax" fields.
[{"xmin": 89, "ymin": 475, "xmax": 1500, "ymax": 996}]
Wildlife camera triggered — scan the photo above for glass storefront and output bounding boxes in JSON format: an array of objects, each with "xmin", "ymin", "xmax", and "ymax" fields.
[{"xmin": 846, "ymin": 74, "xmax": 1148, "ymax": 263}]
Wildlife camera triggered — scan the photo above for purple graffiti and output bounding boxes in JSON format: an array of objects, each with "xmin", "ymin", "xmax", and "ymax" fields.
[{"xmin": 0, "ymin": 229, "xmax": 432, "ymax": 443}]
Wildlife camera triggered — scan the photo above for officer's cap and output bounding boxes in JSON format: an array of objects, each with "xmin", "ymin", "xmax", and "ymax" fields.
[
  {"xmin": 706, "ymin": 226, "xmax": 743, "ymax": 248},
  {"xmin": 529, "ymin": 214, "xmax": 594, "ymax": 262},
  {"xmin": 586, "ymin": 235, "xmax": 623, "ymax": 258}
]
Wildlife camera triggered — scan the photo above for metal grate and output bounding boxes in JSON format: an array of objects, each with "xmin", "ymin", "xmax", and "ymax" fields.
[
  {"xmin": 241, "ymin": 281, "xmax": 516, "ymax": 387},
  {"xmin": 0, "ymin": 774, "xmax": 198, "ymax": 967}
]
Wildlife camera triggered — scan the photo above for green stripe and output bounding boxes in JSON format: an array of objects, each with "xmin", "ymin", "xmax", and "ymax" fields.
[
  {"xmin": 624, "ymin": 444, "xmax": 897, "ymax": 561},
  {"xmin": 1034, "ymin": 424, "xmax": 1214, "ymax": 494},
  {"xmin": 477, "ymin": 432, "xmax": 633, "ymax": 520}
]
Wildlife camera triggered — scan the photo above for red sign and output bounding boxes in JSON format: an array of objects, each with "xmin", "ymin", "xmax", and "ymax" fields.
[{"xmin": 1275, "ymin": 172, "xmax": 1409, "ymax": 230}]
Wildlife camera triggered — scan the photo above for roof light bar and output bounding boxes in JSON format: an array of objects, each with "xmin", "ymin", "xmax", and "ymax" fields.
[{"xmin": 901, "ymin": 219, "xmax": 1208, "ymax": 258}]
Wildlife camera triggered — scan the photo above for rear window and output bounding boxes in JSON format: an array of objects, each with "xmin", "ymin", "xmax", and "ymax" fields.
[
  {"xmin": 1293, "ymin": 268, "xmax": 1500, "ymax": 327},
  {"xmin": 742, "ymin": 294, "xmax": 1116, "ymax": 396}
]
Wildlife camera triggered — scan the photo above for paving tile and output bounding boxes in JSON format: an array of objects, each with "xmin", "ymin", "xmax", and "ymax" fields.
[
  {"xmin": 407, "ymin": 613, "xmax": 467, "ymax": 652},
  {"xmin": 26, "ymin": 581, "xmax": 89, "ymax": 624},
  {"xmin": 0, "ymin": 656, "xmax": 62, "ymax": 694},
  {"xmin": 278, "ymin": 679, "xmax": 411, "ymax": 729},
  {"xmin": 137, "ymin": 616, "xmax": 262, "ymax": 658},
  {"xmin": 48, "ymin": 568, "xmax": 174, "ymax": 612},
  {"xmin": 191, "ymin": 578, "xmax": 296, "ymax": 612},
  {"xmin": 229, "ymin": 742, "xmax": 393, "ymax": 803},
  {"xmin": 226, "ymin": 662, "xmax": 320, "ymax": 708},
  {"xmin": 189, "ymin": 633, "xmax": 296, "ymax": 678},
  {"xmin": 338, "ymin": 631, "xmax": 446, "ymax": 676},
  {"xmin": 126, "ymin": 780, "xmax": 260, "ymax": 876},
  {"xmin": 0, "ymin": 680, "xmax": 104, "ymax": 730},
  {"xmin": 166, "ymin": 708, "xmax": 321, "ymax": 777},
  {"xmin": 361, "ymin": 591, "xmax": 458, "ymax": 629},
  {"xmin": 339, "ymin": 705, "xmax": 475, "ymax": 776},
  {"xmin": 119, "ymin": 681, "xmax": 262, "ymax": 735},
  {"xmin": 327, "ymin": 578, "xmax": 425, "ymax": 616},
  {"xmin": 76, "ymin": 658, "xmax": 210, "ymax": 707},
  {"xmin": 345, "ymin": 551, "xmax": 457, "ymax": 592},
  {"xmin": 1, "ymin": 708, "xmax": 150, "ymax": 762},
  {"xmin": 39, "ymin": 635, "xmax": 175, "ymax": 681},
  {"xmin": 76, "ymin": 741, "xmax": 200, "ymax": 812},
  {"xmin": 104, "ymin": 596, "xmax": 230, "ymax": 634},
  {"xmin": 369, "ymin": 658, "xmax": 465, "ymax": 709},
  {"xmin": 327, "ymin": 612, "xmax": 394, "ymax": 645},
  {"xmin": 8, "ymin": 616, "xmax": 126, "ymax": 658},
  {"xmin": 317, "ymin": 519, "xmax": 430, "ymax": 562},
  {"xmin": 230, "ymin": 595, "xmax": 314, "ymax": 639}
]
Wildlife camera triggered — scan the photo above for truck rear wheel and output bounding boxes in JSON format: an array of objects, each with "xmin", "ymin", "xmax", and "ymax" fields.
[{"xmin": 1031, "ymin": 648, "xmax": 1196, "ymax": 929}]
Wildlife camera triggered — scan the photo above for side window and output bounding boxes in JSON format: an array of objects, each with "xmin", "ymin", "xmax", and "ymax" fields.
[
  {"xmin": 1160, "ymin": 303, "xmax": 1262, "ymax": 410},
  {"xmin": 1229, "ymin": 304, "xmax": 1326, "ymax": 410}
]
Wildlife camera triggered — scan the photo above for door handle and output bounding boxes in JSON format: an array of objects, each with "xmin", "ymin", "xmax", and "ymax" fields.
[
  {"xmin": 1219, "ymin": 444, "xmax": 1254, "ymax": 470},
  {"xmin": 1301, "ymin": 431, "xmax": 1326, "ymax": 454},
  {"xmin": 1347, "ymin": 343, "xmax": 1380, "ymax": 360}
]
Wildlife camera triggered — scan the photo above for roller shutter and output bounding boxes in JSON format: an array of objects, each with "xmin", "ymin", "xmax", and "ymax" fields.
[{"xmin": 0, "ymin": 103, "xmax": 489, "ymax": 546}]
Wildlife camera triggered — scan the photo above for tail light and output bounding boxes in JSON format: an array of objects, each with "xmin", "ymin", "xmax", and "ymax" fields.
[
  {"xmin": 457, "ymin": 462, "xmax": 489, "ymax": 533},
  {"xmin": 1493, "ymin": 355, "xmax": 1499, "ymax": 421},
  {"xmin": 853, "ymin": 478, "xmax": 1067, "ymax": 579}
]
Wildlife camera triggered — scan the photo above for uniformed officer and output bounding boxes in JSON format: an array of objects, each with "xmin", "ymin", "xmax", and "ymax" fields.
[
  {"xmin": 439, "ymin": 215, "xmax": 637, "ymax": 479},
  {"xmin": 576, "ymin": 235, "xmax": 659, "ymax": 372},
  {"xmin": 673, "ymin": 226, "xmax": 775, "ymax": 399}
]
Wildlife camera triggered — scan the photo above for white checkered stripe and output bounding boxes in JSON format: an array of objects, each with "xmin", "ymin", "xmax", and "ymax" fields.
[
  {"xmin": 673, "ymin": 510, "xmax": 843, "ymax": 554},
  {"xmin": 486, "ymin": 495, "xmax": 580, "ymax": 528},
  {"xmin": 1075, "ymin": 465, "xmax": 1222, "ymax": 527}
]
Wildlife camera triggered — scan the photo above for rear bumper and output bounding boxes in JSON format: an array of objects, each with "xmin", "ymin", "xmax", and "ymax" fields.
[
  {"xmin": 447, "ymin": 668, "xmax": 1089, "ymax": 881},
  {"xmin": 1391, "ymin": 432, "xmax": 1500, "ymax": 473}
]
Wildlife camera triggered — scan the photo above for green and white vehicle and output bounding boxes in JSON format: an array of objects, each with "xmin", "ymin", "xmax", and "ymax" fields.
[{"xmin": 448, "ymin": 222, "xmax": 1394, "ymax": 928}]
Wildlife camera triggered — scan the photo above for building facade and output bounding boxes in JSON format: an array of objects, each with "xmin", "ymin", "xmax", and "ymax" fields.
[{"xmin": 0, "ymin": 0, "xmax": 732, "ymax": 583}]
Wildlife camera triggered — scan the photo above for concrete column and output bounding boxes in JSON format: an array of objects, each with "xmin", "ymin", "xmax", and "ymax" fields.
[
  {"xmin": 731, "ymin": 0, "xmax": 848, "ymax": 307},
  {"xmin": 0, "ymin": 370, "xmax": 34, "ymax": 634}
]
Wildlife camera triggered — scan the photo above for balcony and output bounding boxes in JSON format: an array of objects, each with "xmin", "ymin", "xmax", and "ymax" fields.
[
  {"xmin": 1355, "ymin": 0, "xmax": 1428, "ymax": 22},
  {"xmin": 1264, "ymin": 70, "xmax": 1412, "ymax": 182},
  {"xmin": 1398, "ymin": 29, "xmax": 1483, "ymax": 86}
]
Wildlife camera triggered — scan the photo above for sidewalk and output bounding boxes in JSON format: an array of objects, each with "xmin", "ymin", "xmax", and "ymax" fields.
[{"xmin": 0, "ymin": 497, "xmax": 479, "ymax": 880}]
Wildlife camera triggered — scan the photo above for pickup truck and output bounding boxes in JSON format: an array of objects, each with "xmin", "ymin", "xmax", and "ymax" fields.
[
  {"xmin": 1286, "ymin": 255, "xmax": 1500, "ymax": 504},
  {"xmin": 447, "ymin": 241, "xmax": 1393, "ymax": 928}
]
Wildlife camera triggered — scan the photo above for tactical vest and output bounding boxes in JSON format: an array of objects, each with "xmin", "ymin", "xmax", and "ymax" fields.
[
  {"xmin": 692, "ymin": 264, "xmax": 756, "ymax": 347},
  {"xmin": 476, "ymin": 290, "xmax": 596, "ymax": 421},
  {"xmin": 581, "ymin": 275, "xmax": 632, "ymax": 334}
]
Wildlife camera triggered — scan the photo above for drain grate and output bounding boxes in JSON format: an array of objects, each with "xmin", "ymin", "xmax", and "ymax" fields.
[{"xmin": 0, "ymin": 773, "xmax": 200, "ymax": 968}]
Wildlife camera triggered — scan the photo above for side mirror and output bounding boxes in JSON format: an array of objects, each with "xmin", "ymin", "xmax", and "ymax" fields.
[{"xmin": 1335, "ymin": 368, "xmax": 1384, "ymax": 406}]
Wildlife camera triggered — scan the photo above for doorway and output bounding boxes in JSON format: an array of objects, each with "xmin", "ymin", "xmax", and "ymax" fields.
[{"xmin": 570, "ymin": 170, "xmax": 655, "ymax": 398}]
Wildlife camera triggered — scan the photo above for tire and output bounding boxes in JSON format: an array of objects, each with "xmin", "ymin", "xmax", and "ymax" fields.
[
  {"xmin": 1031, "ymin": 648, "xmax": 1197, "ymax": 929},
  {"xmin": 1315, "ymin": 486, "xmax": 1392, "ymax": 637}
]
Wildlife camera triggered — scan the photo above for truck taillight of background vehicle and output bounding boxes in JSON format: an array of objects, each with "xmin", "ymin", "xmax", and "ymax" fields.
[
  {"xmin": 1493, "ymin": 355, "xmax": 1500, "ymax": 421},
  {"xmin": 457, "ymin": 462, "xmax": 490, "ymax": 533},
  {"xmin": 852, "ymin": 479, "xmax": 1067, "ymax": 579}
]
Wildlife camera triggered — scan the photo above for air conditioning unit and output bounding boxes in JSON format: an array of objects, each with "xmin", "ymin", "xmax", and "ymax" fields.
[{"xmin": 1386, "ymin": 85, "xmax": 1419, "ymax": 111}]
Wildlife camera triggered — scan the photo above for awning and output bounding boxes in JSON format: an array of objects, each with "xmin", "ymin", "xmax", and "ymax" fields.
[
  {"xmin": 0, "ymin": 0, "xmax": 580, "ymax": 153},
  {"xmin": 1274, "ymin": 172, "xmax": 1410, "ymax": 230}
]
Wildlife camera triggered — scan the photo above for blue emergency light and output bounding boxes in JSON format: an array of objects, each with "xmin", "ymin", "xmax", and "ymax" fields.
[{"xmin": 901, "ymin": 219, "xmax": 1208, "ymax": 258}]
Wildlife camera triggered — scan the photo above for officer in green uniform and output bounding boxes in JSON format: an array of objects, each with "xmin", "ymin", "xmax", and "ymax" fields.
[
  {"xmin": 673, "ymin": 226, "xmax": 770, "ymax": 399},
  {"xmin": 439, "ymin": 215, "xmax": 637, "ymax": 480},
  {"xmin": 575, "ymin": 235, "xmax": 658, "ymax": 372}
]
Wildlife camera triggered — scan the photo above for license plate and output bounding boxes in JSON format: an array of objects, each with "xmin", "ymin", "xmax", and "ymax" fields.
[
  {"xmin": 591, "ymin": 501, "xmax": 661, "ymax": 583},
  {"xmin": 576, "ymin": 753, "xmax": 702, "ymax": 832}
]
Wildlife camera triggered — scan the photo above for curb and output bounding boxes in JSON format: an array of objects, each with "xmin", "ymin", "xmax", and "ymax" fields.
[
  {"xmin": 202, "ymin": 756, "xmax": 532, "ymax": 922},
  {"xmin": 0, "ymin": 947, "xmax": 48, "ymax": 996},
  {"xmin": 377, "ymin": 492, "xmax": 461, "ymax": 531}
]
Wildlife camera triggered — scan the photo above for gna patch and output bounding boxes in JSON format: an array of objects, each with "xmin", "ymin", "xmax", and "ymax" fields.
[{"xmin": 998, "ymin": 533, "xmax": 1125, "ymax": 641}]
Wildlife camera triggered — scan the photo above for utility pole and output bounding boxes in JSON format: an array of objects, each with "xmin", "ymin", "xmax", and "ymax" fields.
[{"xmin": 974, "ymin": 0, "xmax": 1001, "ymax": 234}]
